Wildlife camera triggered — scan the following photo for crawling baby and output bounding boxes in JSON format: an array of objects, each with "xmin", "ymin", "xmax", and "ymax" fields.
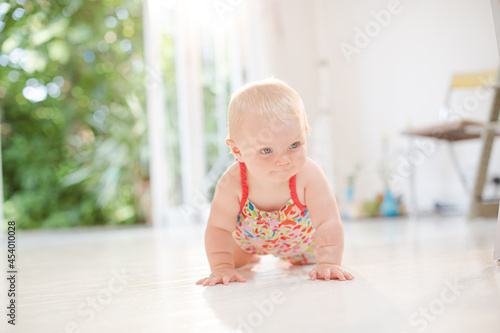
[{"xmin": 196, "ymin": 78, "xmax": 354, "ymax": 286}]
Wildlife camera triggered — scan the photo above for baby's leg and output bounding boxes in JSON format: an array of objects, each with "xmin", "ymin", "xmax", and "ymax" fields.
[{"xmin": 233, "ymin": 239, "xmax": 260, "ymax": 268}]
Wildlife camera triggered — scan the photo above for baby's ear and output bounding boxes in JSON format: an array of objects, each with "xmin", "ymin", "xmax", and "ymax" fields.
[{"xmin": 226, "ymin": 139, "xmax": 243, "ymax": 161}]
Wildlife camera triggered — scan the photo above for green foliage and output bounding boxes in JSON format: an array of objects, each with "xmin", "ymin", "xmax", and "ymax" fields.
[{"xmin": 1, "ymin": 0, "xmax": 149, "ymax": 228}]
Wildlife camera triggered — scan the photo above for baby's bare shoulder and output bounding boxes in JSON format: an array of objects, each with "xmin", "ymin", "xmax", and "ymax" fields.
[
  {"xmin": 214, "ymin": 161, "xmax": 241, "ymax": 202},
  {"xmin": 298, "ymin": 158, "xmax": 325, "ymax": 183},
  {"xmin": 208, "ymin": 162, "xmax": 242, "ymax": 230},
  {"xmin": 300, "ymin": 158, "xmax": 336, "ymax": 212}
]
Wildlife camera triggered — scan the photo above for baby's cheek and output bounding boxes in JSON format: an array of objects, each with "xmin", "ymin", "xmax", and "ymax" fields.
[
  {"xmin": 294, "ymin": 152, "xmax": 307, "ymax": 166},
  {"xmin": 247, "ymin": 160, "xmax": 268, "ymax": 177}
]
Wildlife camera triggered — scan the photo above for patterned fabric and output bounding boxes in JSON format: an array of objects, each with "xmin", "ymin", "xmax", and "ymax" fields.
[{"xmin": 232, "ymin": 162, "xmax": 316, "ymax": 265}]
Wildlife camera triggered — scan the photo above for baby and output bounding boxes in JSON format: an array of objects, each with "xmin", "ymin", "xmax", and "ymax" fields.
[{"xmin": 196, "ymin": 78, "xmax": 354, "ymax": 286}]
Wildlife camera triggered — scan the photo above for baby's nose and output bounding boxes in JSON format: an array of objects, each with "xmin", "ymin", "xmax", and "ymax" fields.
[{"xmin": 275, "ymin": 156, "xmax": 291, "ymax": 166}]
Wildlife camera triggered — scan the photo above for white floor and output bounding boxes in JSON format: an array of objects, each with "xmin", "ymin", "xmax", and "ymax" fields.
[{"xmin": 2, "ymin": 216, "xmax": 500, "ymax": 333}]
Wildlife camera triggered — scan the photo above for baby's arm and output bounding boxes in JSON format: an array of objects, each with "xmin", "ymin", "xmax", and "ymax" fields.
[
  {"xmin": 196, "ymin": 170, "xmax": 246, "ymax": 286},
  {"xmin": 305, "ymin": 161, "xmax": 354, "ymax": 281}
]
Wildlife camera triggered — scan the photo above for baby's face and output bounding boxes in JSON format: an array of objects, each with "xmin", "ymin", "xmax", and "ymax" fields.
[{"xmin": 236, "ymin": 117, "xmax": 307, "ymax": 184}]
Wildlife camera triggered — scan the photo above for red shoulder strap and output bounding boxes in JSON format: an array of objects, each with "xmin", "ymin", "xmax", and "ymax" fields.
[
  {"xmin": 289, "ymin": 175, "xmax": 307, "ymax": 211},
  {"xmin": 239, "ymin": 162, "xmax": 248, "ymax": 210}
]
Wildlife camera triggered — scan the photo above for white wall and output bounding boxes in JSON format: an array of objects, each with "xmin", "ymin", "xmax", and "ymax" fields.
[
  {"xmin": 326, "ymin": 0, "xmax": 500, "ymax": 213},
  {"xmin": 241, "ymin": 0, "xmax": 500, "ymax": 214}
]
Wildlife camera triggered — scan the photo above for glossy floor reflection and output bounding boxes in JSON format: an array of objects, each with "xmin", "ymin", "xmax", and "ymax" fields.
[{"xmin": 3, "ymin": 216, "xmax": 500, "ymax": 333}]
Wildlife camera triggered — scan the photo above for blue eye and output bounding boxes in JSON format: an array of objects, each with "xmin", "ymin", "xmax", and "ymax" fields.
[
  {"xmin": 260, "ymin": 148, "xmax": 272, "ymax": 154},
  {"xmin": 290, "ymin": 142, "xmax": 299, "ymax": 149}
]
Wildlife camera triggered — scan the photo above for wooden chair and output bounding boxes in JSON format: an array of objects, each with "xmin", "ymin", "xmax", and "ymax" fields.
[{"xmin": 403, "ymin": 70, "xmax": 500, "ymax": 218}]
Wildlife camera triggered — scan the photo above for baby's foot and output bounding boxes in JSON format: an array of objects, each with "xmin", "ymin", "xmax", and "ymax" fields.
[
  {"xmin": 249, "ymin": 255, "xmax": 261, "ymax": 263},
  {"xmin": 237, "ymin": 255, "xmax": 261, "ymax": 269}
]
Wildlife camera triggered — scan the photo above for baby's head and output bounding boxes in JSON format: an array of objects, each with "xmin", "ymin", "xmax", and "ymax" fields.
[
  {"xmin": 226, "ymin": 78, "xmax": 310, "ymax": 182},
  {"xmin": 227, "ymin": 78, "xmax": 310, "ymax": 143}
]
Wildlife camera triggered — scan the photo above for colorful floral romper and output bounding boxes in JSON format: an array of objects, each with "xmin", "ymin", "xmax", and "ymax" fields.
[{"xmin": 232, "ymin": 162, "xmax": 317, "ymax": 265}]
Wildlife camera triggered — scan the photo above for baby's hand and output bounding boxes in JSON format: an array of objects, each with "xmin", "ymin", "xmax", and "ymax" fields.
[
  {"xmin": 196, "ymin": 267, "xmax": 247, "ymax": 286},
  {"xmin": 308, "ymin": 264, "xmax": 354, "ymax": 281}
]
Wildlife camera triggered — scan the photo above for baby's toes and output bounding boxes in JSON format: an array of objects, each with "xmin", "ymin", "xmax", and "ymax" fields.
[{"xmin": 249, "ymin": 255, "xmax": 261, "ymax": 263}]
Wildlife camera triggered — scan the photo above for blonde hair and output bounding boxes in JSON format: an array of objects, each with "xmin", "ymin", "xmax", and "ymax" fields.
[{"xmin": 227, "ymin": 78, "xmax": 310, "ymax": 141}]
